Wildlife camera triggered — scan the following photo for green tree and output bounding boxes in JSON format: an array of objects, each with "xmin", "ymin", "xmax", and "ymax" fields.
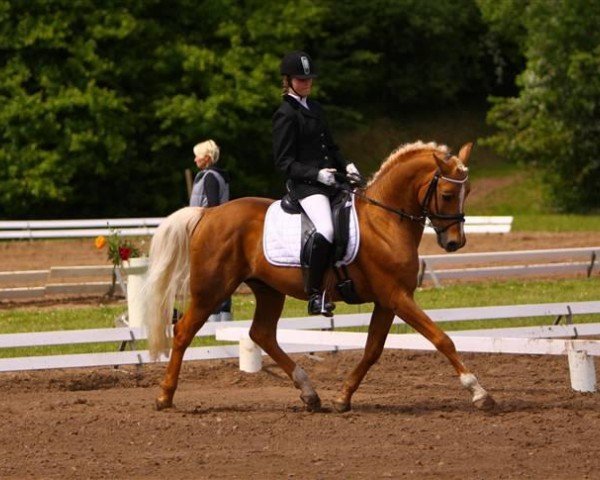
[
  {"xmin": 0, "ymin": 0, "xmax": 134, "ymax": 217},
  {"xmin": 480, "ymin": 0, "xmax": 600, "ymax": 212},
  {"xmin": 0, "ymin": 0, "xmax": 324, "ymax": 217},
  {"xmin": 317, "ymin": 0, "xmax": 498, "ymax": 111},
  {"xmin": 0, "ymin": 0, "xmax": 516, "ymax": 219}
]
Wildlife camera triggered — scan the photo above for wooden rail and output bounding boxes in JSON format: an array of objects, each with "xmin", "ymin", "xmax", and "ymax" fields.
[
  {"xmin": 0, "ymin": 217, "xmax": 161, "ymax": 239},
  {"xmin": 1, "ymin": 246, "xmax": 597, "ymax": 301},
  {"xmin": 417, "ymin": 246, "xmax": 599, "ymax": 287},
  {"xmin": 0, "ymin": 216, "xmax": 511, "ymax": 239},
  {"xmin": 0, "ymin": 301, "xmax": 598, "ymax": 372}
]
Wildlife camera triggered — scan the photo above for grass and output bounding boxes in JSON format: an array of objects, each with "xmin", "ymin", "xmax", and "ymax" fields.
[
  {"xmin": 512, "ymin": 214, "xmax": 600, "ymax": 232},
  {"xmin": 468, "ymin": 167, "xmax": 600, "ymax": 230},
  {"xmin": 1, "ymin": 277, "xmax": 598, "ymax": 358}
]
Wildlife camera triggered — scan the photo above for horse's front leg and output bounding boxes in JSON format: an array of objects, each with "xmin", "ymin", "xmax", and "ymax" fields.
[
  {"xmin": 333, "ymin": 303, "xmax": 395, "ymax": 413},
  {"xmin": 394, "ymin": 292, "xmax": 496, "ymax": 410}
]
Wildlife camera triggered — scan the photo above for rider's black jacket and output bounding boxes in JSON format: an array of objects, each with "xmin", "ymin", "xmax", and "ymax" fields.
[{"xmin": 272, "ymin": 95, "xmax": 348, "ymax": 199}]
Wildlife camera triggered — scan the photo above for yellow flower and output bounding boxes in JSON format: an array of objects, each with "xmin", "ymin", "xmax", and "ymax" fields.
[{"xmin": 95, "ymin": 235, "xmax": 107, "ymax": 249}]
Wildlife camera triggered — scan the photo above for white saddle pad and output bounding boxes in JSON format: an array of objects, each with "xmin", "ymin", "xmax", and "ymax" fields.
[{"xmin": 263, "ymin": 197, "xmax": 360, "ymax": 267}]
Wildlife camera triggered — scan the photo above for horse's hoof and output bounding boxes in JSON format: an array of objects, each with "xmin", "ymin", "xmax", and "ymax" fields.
[
  {"xmin": 155, "ymin": 396, "xmax": 173, "ymax": 411},
  {"xmin": 332, "ymin": 398, "xmax": 351, "ymax": 413},
  {"xmin": 474, "ymin": 394, "xmax": 496, "ymax": 411},
  {"xmin": 301, "ymin": 394, "xmax": 322, "ymax": 413}
]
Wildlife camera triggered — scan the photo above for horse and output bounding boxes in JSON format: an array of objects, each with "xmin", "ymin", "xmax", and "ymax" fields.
[{"xmin": 141, "ymin": 140, "xmax": 496, "ymax": 413}]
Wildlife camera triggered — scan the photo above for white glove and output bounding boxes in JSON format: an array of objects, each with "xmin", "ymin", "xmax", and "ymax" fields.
[
  {"xmin": 317, "ymin": 168, "xmax": 337, "ymax": 186},
  {"xmin": 345, "ymin": 163, "xmax": 365, "ymax": 186},
  {"xmin": 346, "ymin": 163, "xmax": 360, "ymax": 175}
]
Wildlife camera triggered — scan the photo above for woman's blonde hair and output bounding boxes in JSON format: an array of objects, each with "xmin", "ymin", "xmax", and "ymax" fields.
[{"xmin": 193, "ymin": 139, "xmax": 220, "ymax": 164}]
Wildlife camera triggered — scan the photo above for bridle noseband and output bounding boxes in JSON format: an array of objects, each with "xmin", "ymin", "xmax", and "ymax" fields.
[{"xmin": 345, "ymin": 170, "xmax": 468, "ymax": 234}]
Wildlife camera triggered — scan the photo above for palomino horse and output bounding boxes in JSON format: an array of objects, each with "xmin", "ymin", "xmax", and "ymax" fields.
[{"xmin": 142, "ymin": 140, "xmax": 495, "ymax": 412}]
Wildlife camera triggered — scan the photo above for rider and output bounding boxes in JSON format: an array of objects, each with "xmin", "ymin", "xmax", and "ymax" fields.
[{"xmin": 272, "ymin": 51, "xmax": 363, "ymax": 316}]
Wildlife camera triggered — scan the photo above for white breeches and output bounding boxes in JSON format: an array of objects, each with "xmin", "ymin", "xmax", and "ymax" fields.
[{"xmin": 299, "ymin": 194, "xmax": 334, "ymax": 243}]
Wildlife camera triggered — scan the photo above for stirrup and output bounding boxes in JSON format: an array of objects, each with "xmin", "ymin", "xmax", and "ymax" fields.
[{"xmin": 308, "ymin": 291, "xmax": 335, "ymax": 317}]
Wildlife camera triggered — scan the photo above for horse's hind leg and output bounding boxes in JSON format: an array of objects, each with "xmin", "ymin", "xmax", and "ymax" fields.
[
  {"xmin": 333, "ymin": 303, "xmax": 396, "ymax": 412},
  {"xmin": 155, "ymin": 298, "xmax": 213, "ymax": 410},
  {"xmin": 247, "ymin": 280, "xmax": 322, "ymax": 412},
  {"xmin": 394, "ymin": 293, "xmax": 496, "ymax": 410}
]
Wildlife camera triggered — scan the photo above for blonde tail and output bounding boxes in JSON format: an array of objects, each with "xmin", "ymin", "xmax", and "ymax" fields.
[{"xmin": 142, "ymin": 206, "xmax": 203, "ymax": 360}]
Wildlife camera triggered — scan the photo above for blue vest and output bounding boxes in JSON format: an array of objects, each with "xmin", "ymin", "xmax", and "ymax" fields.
[{"xmin": 190, "ymin": 169, "xmax": 230, "ymax": 207}]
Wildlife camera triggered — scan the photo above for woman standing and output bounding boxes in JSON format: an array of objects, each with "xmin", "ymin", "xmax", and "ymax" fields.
[
  {"xmin": 190, "ymin": 139, "xmax": 230, "ymax": 208},
  {"xmin": 190, "ymin": 139, "xmax": 232, "ymax": 321},
  {"xmin": 272, "ymin": 51, "xmax": 362, "ymax": 317}
]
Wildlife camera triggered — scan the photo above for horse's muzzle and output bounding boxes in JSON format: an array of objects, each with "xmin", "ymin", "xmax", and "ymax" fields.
[
  {"xmin": 437, "ymin": 230, "xmax": 466, "ymax": 252},
  {"xmin": 444, "ymin": 240, "xmax": 461, "ymax": 252}
]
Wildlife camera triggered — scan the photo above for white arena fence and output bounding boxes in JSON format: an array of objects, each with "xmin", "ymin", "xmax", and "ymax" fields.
[
  {"xmin": 0, "ymin": 301, "xmax": 599, "ymax": 392},
  {"xmin": 0, "ymin": 217, "xmax": 162, "ymax": 240},
  {"xmin": 1, "ymin": 246, "xmax": 597, "ymax": 301},
  {"xmin": 418, "ymin": 246, "xmax": 599, "ymax": 287},
  {"xmin": 0, "ymin": 215, "xmax": 512, "ymax": 240}
]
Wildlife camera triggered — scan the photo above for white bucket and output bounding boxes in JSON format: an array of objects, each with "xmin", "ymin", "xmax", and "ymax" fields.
[
  {"xmin": 568, "ymin": 349, "xmax": 597, "ymax": 393},
  {"xmin": 239, "ymin": 337, "xmax": 262, "ymax": 373},
  {"xmin": 125, "ymin": 257, "xmax": 149, "ymax": 328}
]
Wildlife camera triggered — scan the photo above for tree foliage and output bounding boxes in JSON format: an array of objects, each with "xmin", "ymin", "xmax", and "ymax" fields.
[
  {"xmin": 0, "ymin": 0, "xmax": 329, "ymax": 217},
  {"xmin": 317, "ymin": 0, "xmax": 496, "ymax": 110},
  {"xmin": 0, "ymin": 0, "xmax": 510, "ymax": 218},
  {"xmin": 480, "ymin": 0, "xmax": 600, "ymax": 212}
]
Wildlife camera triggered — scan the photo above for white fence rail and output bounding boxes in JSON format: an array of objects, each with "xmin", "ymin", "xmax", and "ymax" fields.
[
  {"xmin": 425, "ymin": 216, "xmax": 513, "ymax": 234},
  {"xmin": 1, "ymin": 301, "xmax": 599, "ymax": 377},
  {"xmin": 0, "ymin": 215, "xmax": 511, "ymax": 240},
  {"xmin": 418, "ymin": 246, "xmax": 599, "ymax": 287},
  {"xmin": 0, "ymin": 218, "xmax": 162, "ymax": 239},
  {"xmin": 1, "ymin": 246, "xmax": 597, "ymax": 301}
]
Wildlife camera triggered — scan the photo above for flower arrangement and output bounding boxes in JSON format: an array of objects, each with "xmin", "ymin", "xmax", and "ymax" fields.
[{"xmin": 95, "ymin": 229, "xmax": 142, "ymax": 267}]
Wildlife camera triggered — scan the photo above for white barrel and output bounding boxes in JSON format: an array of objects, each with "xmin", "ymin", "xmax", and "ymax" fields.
[
  {"xmin": 239, "ymin": 337, "xmax": 262, "ymax": 373},
  {"xmin": 568, "ymin": 349, "xmax": 597, "ymax": 393},
  {"xmin": 125, "ymin": 257, "xmax": 149, "ymax": 328}
]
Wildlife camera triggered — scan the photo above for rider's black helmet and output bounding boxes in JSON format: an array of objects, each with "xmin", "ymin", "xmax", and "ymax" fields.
[{"xmin": 280, "ymin": 51, "xmax": 318, "ymax": 79}]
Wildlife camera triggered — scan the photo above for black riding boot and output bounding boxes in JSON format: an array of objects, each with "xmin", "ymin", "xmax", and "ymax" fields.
[{"xmin": 303, "ymin": 233, "xmax": 335, "ymax": 317}]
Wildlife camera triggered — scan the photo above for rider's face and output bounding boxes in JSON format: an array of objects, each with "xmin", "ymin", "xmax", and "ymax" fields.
[{"xmin": 291, "ymin": 77, "xmax": 313, "ymax": 97}]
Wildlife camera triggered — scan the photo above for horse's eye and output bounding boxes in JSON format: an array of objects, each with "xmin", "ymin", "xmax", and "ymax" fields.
[{"xmin": 441, "ymin": 193, "xmax": 453, "ymax": 201}]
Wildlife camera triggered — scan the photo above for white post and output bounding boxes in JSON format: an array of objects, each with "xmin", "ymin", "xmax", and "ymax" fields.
[
  {"xmin": 125, "ymin": 257, "xmax": 149, "ymax": 328},
  {"xmin": 239, "ymin": 337, "xmax": 262, "ymax": 373},
  {"xmin": 567, "ymin": 349, "xmax": 597, "ymax": 393}
]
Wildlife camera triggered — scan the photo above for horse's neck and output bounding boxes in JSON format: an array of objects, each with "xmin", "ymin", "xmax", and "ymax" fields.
[
  {"xmin": 357, "ymin": 157, "xmax": 431, "ymax": 250},
  {"xmin": 366, "ymin": 157, "xmax": 430, "ymax": 213}
]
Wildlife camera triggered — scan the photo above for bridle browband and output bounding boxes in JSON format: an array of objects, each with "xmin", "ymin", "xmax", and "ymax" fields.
[{"xmin": 344, "ymin": 170, "xmax": 468, "ymax": 234}]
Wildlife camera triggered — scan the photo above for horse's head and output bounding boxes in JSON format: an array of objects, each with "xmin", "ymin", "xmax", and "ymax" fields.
[{"xmin": 422, "ymin": 142, "xmax": 472, "ymax": 252}]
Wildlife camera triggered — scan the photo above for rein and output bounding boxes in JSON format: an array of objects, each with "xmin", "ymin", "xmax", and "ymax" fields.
[
  {"xmin": 349, "ymin": 188, "xmax": 426, "ymax": 223},
  {"xmin": 341, "ymin": 170, "xmax": 468, "ymax": 233}
]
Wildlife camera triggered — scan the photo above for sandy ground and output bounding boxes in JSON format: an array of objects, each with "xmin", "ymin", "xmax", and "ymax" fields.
[
  {"xmin": 1, "ymin": 233, "xmax": 599, "ymax": 478},
  {"xmin": 1, "ymin": 350, "xmax": 599, "ymax": 479}
]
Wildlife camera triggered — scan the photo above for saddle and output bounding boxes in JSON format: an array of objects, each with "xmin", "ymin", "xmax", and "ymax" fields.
[{"xmin": 279, "ymin": 182, "xmax": 362, "ymax": 304}]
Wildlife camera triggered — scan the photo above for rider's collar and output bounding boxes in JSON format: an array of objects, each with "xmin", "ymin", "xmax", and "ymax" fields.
[{"xmin": 286, "ymin": 92, "xmax": 309, "ymax": 110}]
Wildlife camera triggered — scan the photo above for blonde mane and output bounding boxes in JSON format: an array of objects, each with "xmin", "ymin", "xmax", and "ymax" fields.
[{"xmin": 368, "ymin": 141, "xmax": 450, "ymax": 186}]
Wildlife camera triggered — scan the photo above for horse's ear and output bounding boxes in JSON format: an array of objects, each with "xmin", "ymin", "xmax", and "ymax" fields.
[
  {"xmin": 458, "ymin": 142, "xmax": 474, "ymax": 165},
  {"xmin": 433, "ymin": 151, "xmax": 452, "ymax": 174}
]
